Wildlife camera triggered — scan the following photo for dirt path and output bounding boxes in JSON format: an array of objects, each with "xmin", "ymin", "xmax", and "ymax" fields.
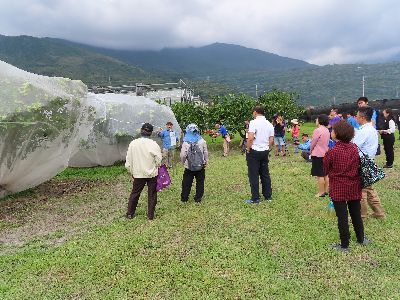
[{"xmin": 0, "ymin": 178, "xmax": 129, "ymax": 253}]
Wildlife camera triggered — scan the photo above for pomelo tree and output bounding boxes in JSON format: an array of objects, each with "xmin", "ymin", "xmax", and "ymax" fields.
[{"xmin": 172, "ymin": 91, "xmax": 303, "ymax": 137}]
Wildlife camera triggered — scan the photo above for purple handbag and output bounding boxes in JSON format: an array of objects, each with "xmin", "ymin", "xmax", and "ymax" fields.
[{"xmin": 156, "ymin": 164, "xmax": 171, "ymax": 192}]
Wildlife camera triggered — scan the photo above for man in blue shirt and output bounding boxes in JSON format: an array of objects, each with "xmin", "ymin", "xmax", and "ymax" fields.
[
  {"xmin": 215, "ymin": 121, "xmax": 230, "ymax": 156},
  {"xmin": 157, "ymin": 121, "xmax": 179, "ymax": 168},
  {"xmin": 357, "ymin": 97, "xmax": 377, "ymax": 128},
  {"xmin": 347, "ymin": 111, "xmax": 360, "ymax": 129},
  {"xmin": 295, "ymin": 133, "xmax": 312, "ymax": 162}
]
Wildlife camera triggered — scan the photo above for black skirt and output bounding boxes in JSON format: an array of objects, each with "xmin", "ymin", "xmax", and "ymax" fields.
[{"xmin": 311, "ymin": 156, "xmax": 326, "ymax": 177}]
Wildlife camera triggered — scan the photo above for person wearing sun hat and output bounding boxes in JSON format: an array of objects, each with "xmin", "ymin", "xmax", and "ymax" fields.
[
  {"xmin": 291, "ymin": 119, "xmax": 300, "ymax": 153},
  {"xmin": 180, "ymin": 124, "xmax": 209, "ymax": 203}
]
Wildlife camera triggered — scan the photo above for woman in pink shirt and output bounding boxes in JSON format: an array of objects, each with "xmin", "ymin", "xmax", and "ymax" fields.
[
  {"xmin": 310, "ymin": 114, "xmax": 330, "ymax": 197},
  {"xmin": 291, "ymin": 119, "xmax": 300, "ymax": 140}
]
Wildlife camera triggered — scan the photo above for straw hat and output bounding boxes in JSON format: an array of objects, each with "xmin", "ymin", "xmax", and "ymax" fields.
[{"xmin": 291, "ymin": 119, "xmax": 299, "ymax": 125}]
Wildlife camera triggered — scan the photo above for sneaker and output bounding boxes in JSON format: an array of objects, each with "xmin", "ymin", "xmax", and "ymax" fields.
[
  {"xmin": 264, "ymin": 197, "xmax": 272, "ymax": 202},
  {"xmin": 358, "ymin": 237, "xmax": 372, "ymax": 246},
  {"xmin": 125, "ymin": 213, "xmax": 134, "ymax": 219},
  {"xmin": 244, "ymin": 199, "xmax": 260, "ymax": 204},
  {"xmin": 315, "ymin": 193, "xmax": 326, "ymax": 198},
  {"xmin": 328, "ymin": 200, "xmax": 334, "ymax": 210},
  {"xmin": 332, "ymin": 243, "xmax": 349, "ymax": 252},
  {"xmin": 371, "ymin": 213, "xmax": 385, "ymax": 219},
  {"xmin": 383, "ymin": 164, "xmax": 393, "ymax": 168}
]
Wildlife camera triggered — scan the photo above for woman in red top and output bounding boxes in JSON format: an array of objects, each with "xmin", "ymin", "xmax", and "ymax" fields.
[
  {"xmin": 291, "ymin": 119, "xmax": 300, "ymax": 140},
  {"xmin": 291, "ymin": 119, "xmax": 301, "ymax": 154},
  {"xmin": 324, "ymin": 120, "xmax": 370, "ymax": 251}
]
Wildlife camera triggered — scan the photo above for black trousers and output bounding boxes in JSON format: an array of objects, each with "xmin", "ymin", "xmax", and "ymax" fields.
[
  {"xmin": 127, "ymin": 177, "xmax": 157, "ymax": 220},
  {"xmin": 333, "ymin": 200, "xmax": 364, "ymax": 248},
  {"xmin": 382, "ymin": 134, "xmax": 395, "ymax": 166},
  {"xmin": 246, "ymin": 149, "xmax": 272, "ymax": 201},
  {"xmin": 181, "ymin": 168, "xmax": 205, "ymax": 202}
]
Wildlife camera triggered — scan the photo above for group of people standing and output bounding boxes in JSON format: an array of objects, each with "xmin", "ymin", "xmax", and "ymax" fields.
[
  {"xmin": 123, "ymin": 106, "xmax": 277, "ymax": 218},
  {"xmin": 123, "ymin": 99, "xmax": 395, "ymax": 252},
  {"xmin": 309, "ymin": 96, "xmax": 395, "ymax": 251},
  {"xmin": 125, "ymin": 122, "xmax": 208, "ymax": 220},
  {"xmin": 345, "ymin": 99, "xmax": 396, "ymax": 169},
  {"xmin": 272, "ymin": 115, "xmax": 301, "ymax": 156}
]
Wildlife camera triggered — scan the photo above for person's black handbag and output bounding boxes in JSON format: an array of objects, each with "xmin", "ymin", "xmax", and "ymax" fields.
[{"xmin": 357, "ymin": 146, "xmax": 385, "ymax": 188}]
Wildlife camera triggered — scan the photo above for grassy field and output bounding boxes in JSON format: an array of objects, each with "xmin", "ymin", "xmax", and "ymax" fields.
[{"xmin": 1, "ymin": 124, "xmax": 399, "ymax": 299}]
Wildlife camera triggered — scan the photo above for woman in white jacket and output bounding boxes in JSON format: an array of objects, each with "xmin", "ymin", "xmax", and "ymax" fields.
[{"xmin": 379, "ymin": 108, "xmax": 396, "ymax": 168}]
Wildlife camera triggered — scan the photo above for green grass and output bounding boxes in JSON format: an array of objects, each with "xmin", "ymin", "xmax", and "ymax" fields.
[{"xmin": 1, "ymin": 126, "xmax": 399, "ymax": 299}]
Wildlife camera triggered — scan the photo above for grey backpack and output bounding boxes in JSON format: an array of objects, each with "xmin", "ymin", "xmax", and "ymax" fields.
[{"xmin": 187, "ymin": 142, "xmax": 204, "ymax": 171}]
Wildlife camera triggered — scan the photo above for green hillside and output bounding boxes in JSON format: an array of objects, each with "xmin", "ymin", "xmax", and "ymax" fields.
[
  {"xmin": 79, "ymin": 40, "xmax": 400, "ymax": 105},
  {"xmin": 210, "ymin": 63, "xmax": 400, "ymax": 105},
  {"xmin": 86, "ymin": 42, "xmax": 315, "ymax": 76},
  {"xmin": 0, "ymin": 35, "xmax": 159, "ymax": 86},
  {"xmin": 2, "ymin": 35, "xmax": 400, "ymax": 105},
  {"xmin": 0, "ymin": 35, "xmax": 232, "ymax": 98}
]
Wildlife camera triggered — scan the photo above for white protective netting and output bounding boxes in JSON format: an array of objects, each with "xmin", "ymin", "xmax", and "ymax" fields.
[
  {"xmin": 0, "ymin": 61, "xmax": 92, "ymax": 198},
  {"xmin": 69, "ymin": 93, "xmax": 181, "ymax": 167}
]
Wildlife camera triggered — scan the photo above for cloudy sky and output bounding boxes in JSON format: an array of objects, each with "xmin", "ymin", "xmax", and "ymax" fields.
[{"xmin": 1, "ymin": 0, "xmax": 400, "ymax": 65}]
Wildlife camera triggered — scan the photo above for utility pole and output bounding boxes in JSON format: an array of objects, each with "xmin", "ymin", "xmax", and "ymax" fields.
[{"xmin": 362, "ymin": 75, "xmax": 365, "ymax": 97}]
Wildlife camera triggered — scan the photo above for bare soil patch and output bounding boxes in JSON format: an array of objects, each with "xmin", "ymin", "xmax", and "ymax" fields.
[{"xmin": 0, "ymin": 178, "xmax": 128, "ymax": 252}]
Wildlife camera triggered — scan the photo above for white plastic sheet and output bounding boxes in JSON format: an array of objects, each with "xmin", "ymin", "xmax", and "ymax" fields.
[
  {"xmin": 69, "ymin": 93, "xmax": 181, "ymax": 167},
  {"xmin": 0, "ymin": 61, "xmax": 92, "ymax": 198}
]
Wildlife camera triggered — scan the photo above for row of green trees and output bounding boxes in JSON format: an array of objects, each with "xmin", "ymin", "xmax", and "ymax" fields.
[{"xmin": 171, "ymin": 91, "xmax": 304, "ymax": 137}]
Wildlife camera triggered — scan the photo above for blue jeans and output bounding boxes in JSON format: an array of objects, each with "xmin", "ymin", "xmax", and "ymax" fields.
[{"xmin": 274, "ymin": 136, "xmax": 285, "ymax": 146}]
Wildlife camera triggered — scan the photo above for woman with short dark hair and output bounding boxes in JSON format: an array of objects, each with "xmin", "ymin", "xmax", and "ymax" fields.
[
  {"xmin": 324, "ymin": 120, "xmax": 369, "ymax": 251},
  {"xmin": 379, "ymin": 108, "xmax": 396, "ymax": 168},
  {"xmin": 273, "ymin": 115, "xmax": 286, "ymax": 156},
  {"xmin": 310, "ymin": 114, "xmax": 330, "ymax": 197}
]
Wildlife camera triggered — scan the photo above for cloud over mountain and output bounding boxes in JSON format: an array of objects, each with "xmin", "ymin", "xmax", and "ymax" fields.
[{"xmin": 1, "ymin": 0, "xmax": 400, "ymax": 65}]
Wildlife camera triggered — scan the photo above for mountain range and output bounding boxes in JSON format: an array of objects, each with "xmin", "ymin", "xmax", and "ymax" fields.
[
  {"xmin": 0, "ymin": 35, "xmax": 159, "ymax": 86},
  {"xmin": 79, "ymin": 42, "xmax": 315, "ymax": 76},
  {"xmin": 1, "ymin": 34, "xmax": 400, "ymax": 106}
]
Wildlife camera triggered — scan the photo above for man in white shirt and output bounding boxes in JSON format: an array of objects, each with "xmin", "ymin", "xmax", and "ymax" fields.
[
  {"xmin": 245, "ymin": 106, "xmax": 275, "ymax": 204},
  {"xmin": 353, "ymin": 106, "xmax": 385, "ymax": 219},
  {"xmin": 125, "ymin": 123, "xmax": 162, "ymax": 220}
]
